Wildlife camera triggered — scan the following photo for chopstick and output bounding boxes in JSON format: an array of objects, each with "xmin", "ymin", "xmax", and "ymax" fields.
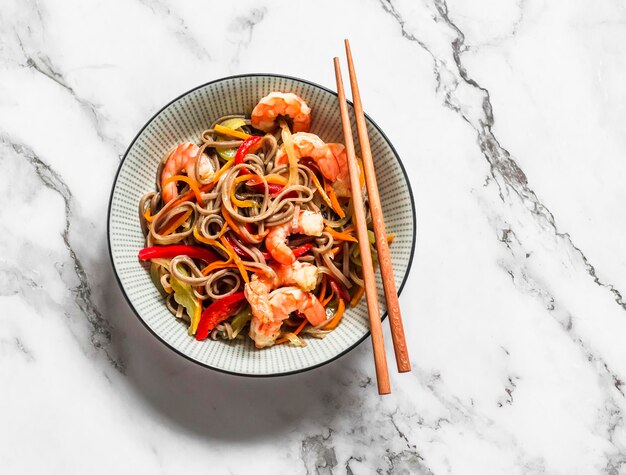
[
  {"xmin": 334, "ymin": 57, "xmax": 391, "ymax": 395},
  {"xmin": 344, "ymin": 39, "xmax": 411, "ymax": 373}
]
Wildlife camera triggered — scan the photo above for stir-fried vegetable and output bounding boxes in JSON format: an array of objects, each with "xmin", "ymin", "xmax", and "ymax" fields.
[
  {"xmin": 196, "ymin": 292, "xmax": 247, "ymax": 341},
  {"xmin": 138, "ymin": 245, "xmax": 219, "ymax": 263},
  {"xmin": 169, "ymin": 264, "xmax": 202, "ymax": 335},
  {"xmin": 230, "ymin": 305, "xmax": 253, "ymax": 338}
]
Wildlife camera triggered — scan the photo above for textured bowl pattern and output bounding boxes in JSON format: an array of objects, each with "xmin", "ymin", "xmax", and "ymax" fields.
[{"xmin": 108, "ymin": 74, "xmax": 416, "ymax": 376}]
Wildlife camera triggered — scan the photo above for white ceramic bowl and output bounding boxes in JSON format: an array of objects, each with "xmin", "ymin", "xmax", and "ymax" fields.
[{"xmin": 108, "ymin": 74, "xmax": 416, "ymax": 376}]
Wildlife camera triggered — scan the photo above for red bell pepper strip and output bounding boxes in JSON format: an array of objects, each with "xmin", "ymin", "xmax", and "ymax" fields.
[
  {"xmin": 196, "ymin": 292, "xmax": 247, "ymax": 340},
  {"xmin": 235, "ymin": 136, "xmax": 263, "ymax": 176},
  {"xmin": 328, "ymin": 275, "xmax": 351, "ymax": 302},
  {"xmin": 138, "ymin": 245, "xmax": 219, "ymax": 263},
  {"xmin": 235, "ymin": 136, "xmax": 284, "ymax": 195}
]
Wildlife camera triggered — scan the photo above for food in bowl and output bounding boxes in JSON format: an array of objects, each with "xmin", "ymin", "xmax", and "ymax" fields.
[{"xmin": 137, "ymin": 91, "xmax": 393, "ymax": 349}]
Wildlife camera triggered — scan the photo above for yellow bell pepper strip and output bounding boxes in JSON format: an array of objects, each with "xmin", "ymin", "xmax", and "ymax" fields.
[
  {"xmin": 230, "ymin": 305, "xmax": 253, "ymax": 338},
  {"xmin": 195, "ymin": 292, "xmax": 247, "ymax": 340},
  {"xmin": 323, "ymin": 298, "xmax": 346, "ymax": 331},
  {"xmin": 214, "ymin": 124, "xmax": 252, "ymax": 140},
  {"xmin": 216, "ymin": 118, "xmax": 248, "ymax": 160},
  {"xmin": 169, "ymin": 264, "xmax": 202, "ymax": 335}
]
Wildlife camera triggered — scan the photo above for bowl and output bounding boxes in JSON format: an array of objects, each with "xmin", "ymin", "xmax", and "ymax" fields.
[{"xmin": 108, "ymin": 74, "xmax": 416, "ymax": 376}]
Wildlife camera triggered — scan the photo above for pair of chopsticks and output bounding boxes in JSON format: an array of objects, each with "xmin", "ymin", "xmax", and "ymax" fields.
[{"xmin": 334, "ymin": 40, "xmax": 410, "ymax": 395}]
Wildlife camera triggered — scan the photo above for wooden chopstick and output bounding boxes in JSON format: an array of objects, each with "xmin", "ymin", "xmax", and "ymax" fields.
[
  {"xmin": 334, "ymin": 57, "xmax": 391, "ymax": 395},
  {"xmin": 344, "ymin": 39, "xmax": 411, "ymax": 373}
]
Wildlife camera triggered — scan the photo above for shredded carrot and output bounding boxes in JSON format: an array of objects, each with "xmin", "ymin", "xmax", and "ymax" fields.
[
  {"xmin": 144, "ymin": 208, "xmax": 155, "ymax": 223},
  {"xmin": 322, "ymin": 287, "xmax": 335, "ymax": 306},
  {"xmin": 325, "ymin": 226, "xmax": 358, "ymax": 243},
  {"xmin": 214, "ymin": 124, "xmax": 251, "ymax": 140},
  {"xmin": 220, "ymin": 235, "xmax": 249, "ymax": 283},
  {"xmin": 221, "ymin": 205, "xmax": 248, "ymax": 241},
  {"xmin": 310, "ymin": 172, "xmax": 333, "ymax": 209},
  {"xmin": 275, "ymin": 319, "xmax": 308, "ymax": 344},
  {"xmin": 192, "ymin": 227, "xmax": 229, "ymax": 255},
  {"xmin": 159, "ymin": 209, "xmax": 192, "ymax": 236},
  {"xmin": 212, "ymin": 159, "xmax": 235, "ymax": 183},
  {"xmin": 163, "ymin": 174, "xmax": 204, "ymax": 204},
  {"xmin": 387, "ymin": 233, "xmax": 395, "ymax": 243},
  {"xmin": 357, "ymin": 158, "xmax": 365, "ymax": 189},
  {"xmin": 324, "ymin": 298, "xmax": 346, "ymax": 330},
  {"xmin": 317, "ymin": 277, "xmax": 327, "ymax": 302},
  {"xmin": 324, "ymin": 179, "xmax": 346, "ymax": 218},
  {"xmin": 350, "ymin": 286, "xmax": 365, "ymax": 308},
  {"xmin": 331, "ymin": 246, "xmax": 342, "ymax": 257},
  {"xmin": 231, "ymin": 174, "xmax": 261, "ymax": 208},
  {"xmin": 246, "ymin": 174, "xmax": 288, "ymax": 186}
]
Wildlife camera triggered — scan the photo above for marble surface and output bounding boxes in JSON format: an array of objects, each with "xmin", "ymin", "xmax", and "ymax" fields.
[{"xmin": 2, "ymin": 0, "xmax": 626, "ymax": 473}]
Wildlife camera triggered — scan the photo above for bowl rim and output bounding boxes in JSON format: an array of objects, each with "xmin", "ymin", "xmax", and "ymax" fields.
[{"xmin": 107, "ymin": 73, "xmax": 417, "ymax": 377}]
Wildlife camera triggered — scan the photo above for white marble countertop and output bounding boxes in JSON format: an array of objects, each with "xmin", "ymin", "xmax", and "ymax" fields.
[{"xmin": 2, "ymin": 0, "xmax": 626, "ymax": 473}]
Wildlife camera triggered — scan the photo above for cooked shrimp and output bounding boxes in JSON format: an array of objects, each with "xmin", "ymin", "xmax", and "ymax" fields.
[
  {"xmin": 251, "ymin": 92, "xmax": 311, "ymax": 133},
  {"xmin": 275, "ymin": 132, "xmax": 340, "ymax": 181},
  {"xmin": 244, "ymin": 274, "xmax": 273, "ymax": 323},
  {"xmin": 327, "ymin": 143, "xmax": 351, "ymax": 198},
  {"xmin": 265, "ymin": 210, "xmax": 323, "ymax": 265},
  {"xmin": 248, "ymin": 286, "xmax": 326, "ymax": 348},
  {"xmin": 270, "ymin": 288, "xmax": 326, "ymax": 326},
  {"xmin": 160, "ymin": 143, "xmax": 214, "ymax": 203},
  {"xmin": 270, "ymin": 261, "xmax": 319, "ymax": 292}
]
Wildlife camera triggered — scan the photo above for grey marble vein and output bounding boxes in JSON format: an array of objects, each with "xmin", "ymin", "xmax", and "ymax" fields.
[
  {"xmin": 137, "ymin": 0, "xmax": 213, "ymax": 61},
  {"xmin": 229, "ymin": 7, "xmax": 266, "ymax": 66},
  {"xmin": 380, "ymin": 0, "xmax": 626, "ymax": 313},
  {"xmin": 2, "ymin": 136, "xmax": 124, "ymax": 373},
  {"xmin": 12, "ymin": 30, "xmax": 123, "ymax": 154},
  {"xmin": 301, "ymin": 431, "xmax": 337, "ymax": 475}
]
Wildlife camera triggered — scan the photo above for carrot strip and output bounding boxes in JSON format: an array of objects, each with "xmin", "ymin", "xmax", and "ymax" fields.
[
  {"xmin": 325, "ymin": 226, "xmax": 358, "ymax": 243},
  {"xmin": 350, "ymin": 286, "xmax": 365, "ymax": 308},
  {"xmin": 322, "ymin": 286, "xmax": 335, "ymax": 306},
  {"xmin": 275, "ymin": 319, "xmax": 308, "ymax": 344},
  {"xmin": 231, "ymin": 174, "xmax": 260, "ymax": 208},
  {"xmin": 159, "ymin": 209, "xmax": 192, "ymax": 236},
  {"xmin": 144, "ymin": 208, "xmax": 155, "ymax": 223},
  {"xmin": 214, "ymin": 124, "xmax": 251, "ymax": 140},
  {"xmin": 324, "ymin": 298, "xmax": 346, "ymax": 330},
  {"xmin": 317, "ymin": 277, "xmax": 327, "ymax": 302},
  {"xmin": 310, "ymin": 172, "xmax": 333, "ymax": 208},
  {"xmin": 163, "ymin": 174, "xmax": 204, "ymax": 204},
  {"xmin": 387, "ymin": 233, "xmax": 395, "ymax": 244},
  {"xmin": 220, "ymin": 236, "xmax": 249, "ymax": 283},
  {"xmin": 324, "ymin": 179, "xmax": 346, "ymax": 218},
  {"xmin": 221, "ymin": 205, "xmax": 248, "ymax": 241},
  {"xmin": 192, "ymin": 227, "xmax": 229, "ymax": 255}
]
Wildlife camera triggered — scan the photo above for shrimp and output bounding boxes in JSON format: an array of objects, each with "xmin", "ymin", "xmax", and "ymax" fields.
[
  {"xmin": 249, "ymin": 287, "xmax": 326, "ymax": 348},
  {"xmin": 245, "ymin": 262, "xmax": 322, "ymax": 348},
  {"xmin": 160, "ymin": 142, "xmax": 214, "ymax": 203},
  {"xmin": 251, "ymin": 92, "xmax": 311, "ymax": 133},
  {"xmin": 270, "ymin": 261, "xmax": 319, "ymax": 292},
  {"xmin": 265, "ymin": 210, "xmax": 323, "ymax": 265},
  {"xmin": 275, "ymin": 132, "xmax": 340, "ymax": 181},
  {"xmin": 327, "ymin": 143, "xmax": 351, "ymax": 198}
]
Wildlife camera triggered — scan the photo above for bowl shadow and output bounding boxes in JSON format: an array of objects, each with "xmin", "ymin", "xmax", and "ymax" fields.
[{"xmin": 100, "ymin": 247, "xmax": 365, "ymax": 441}]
